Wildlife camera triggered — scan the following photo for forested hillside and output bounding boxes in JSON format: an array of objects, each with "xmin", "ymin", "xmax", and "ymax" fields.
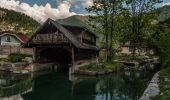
[
  {"xmin": 157, "ymin": 5, "xmax": 170, "ymax": 21},
  {"xmin": 0, "ymin": 8, "xmax": 40, "ymax": 36},
  {"xmin": 0, "ymin": 4, "xmax": 169, "ymax": 37},
  {"xmin": 57, "ymin": 15, "xmax": 89, "ymax": 27}
]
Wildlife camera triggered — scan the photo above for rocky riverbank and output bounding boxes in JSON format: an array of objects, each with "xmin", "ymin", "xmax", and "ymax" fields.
[
  {"xmin": 0, "ymin": 62, "xmax": 32, "ymax": 74},
  {"xmin": 139, "ymin": 72, "xmax": 160, "ymax": 100},
  {"xmin": 74, "ymin": 69, "xmax": 116, "ymax": 76},
  {"xmin": 74, "ymin": 61, "xmax": 123, "ymax": 76}
]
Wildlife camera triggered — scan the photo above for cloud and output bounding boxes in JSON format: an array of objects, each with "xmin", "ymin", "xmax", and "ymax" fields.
[
  {"xmin": 0, "ymin": 0, "xmax": 76, "ymax": 23},
  {"xmin": 84, "ymin": 0, "xmax": 93, "ymax": 7},
  {"xmin": 161, "ymin": 2, "xmax": 170, "ymax": 7}
]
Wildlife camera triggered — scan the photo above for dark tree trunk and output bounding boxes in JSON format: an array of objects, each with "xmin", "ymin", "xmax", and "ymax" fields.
[
  {"xmin": 132, "ymin": 46, "xmax": 136, "ymax": 57},
  {"xmin": 109, "ymin": 0, "xmax": 115, "ymax": 60}
]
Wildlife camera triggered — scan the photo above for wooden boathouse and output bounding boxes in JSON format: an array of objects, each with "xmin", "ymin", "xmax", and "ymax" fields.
[{"xmin": 24, "ymin": 18, "xmax": 99, "ymax": 72}]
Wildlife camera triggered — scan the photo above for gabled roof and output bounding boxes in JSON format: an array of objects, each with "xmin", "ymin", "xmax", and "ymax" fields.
[
  {"xmin": 56, "ymin": 15, "xmax": 98, "ymax": 37},
  {"xmin": 0, "ymin": 31, "xmax": 29, "ymax": 43},
  {"xmin": 16, "ymin": 33, "xmax": 29, "ymax": 43},
  {"xmin": 24, "ymin": 18, "xmax": 99, "ymax": 51},
  {"xmin": 60, "ymin": 24, "xmax": 98, "ymax": 38}
]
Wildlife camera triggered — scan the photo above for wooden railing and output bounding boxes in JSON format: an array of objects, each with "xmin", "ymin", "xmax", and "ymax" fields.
[{"xmin": 32, "ymin": 33, "xmax": 68, "ymax": 43}]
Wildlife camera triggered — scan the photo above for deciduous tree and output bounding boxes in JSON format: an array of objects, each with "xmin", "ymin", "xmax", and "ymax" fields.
[{"xmin": 122, "ymin": 0, "xmax": 162, "ymax": 56}]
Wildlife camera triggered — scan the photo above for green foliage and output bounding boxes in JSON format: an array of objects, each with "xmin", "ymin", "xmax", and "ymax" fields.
[
  {"xmin": 79, "ymin": 62, "xmax": 122, "ymax": 72},
  {"xmin": 86, "ymin": 0, "xmax": 125, "ymax": 61},
  {"xmin": 8, "ymin": 53, "xmax": 32, "ymax": 63},
  {"xmin": 155, "ymin": 28, "xmax": 170, "ymax": 68},
  {"xmin": 9, "ymin": 53, "xmax": 23, "ymax": 63},
  {"xmin": 121, "ymin": 0, "xmax": 162, "ymax": 56},
  {"xmin": 0, "ymin": 58, "xmax": 8, "ymax": 62}
]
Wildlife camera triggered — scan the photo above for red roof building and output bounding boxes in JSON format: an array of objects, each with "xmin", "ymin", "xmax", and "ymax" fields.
[{"xmin": 0, "ymin": 31, "xmax": 29, "ymax": 46}]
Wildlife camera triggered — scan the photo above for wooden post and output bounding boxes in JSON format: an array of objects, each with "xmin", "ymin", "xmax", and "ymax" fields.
[
  {"xmin": 81, "ymin": 32, "xmax": 83, "ymax": 43},
  {"xmin": 33, "ymin": 47, "xmax": 36, "ymax": 62},
  {"xmin": 9, "ymin": 45, "xmax": 11, "ymax": 54},
  {"xmin": 71, "ymin": 47, "xmax": 75, "ymax": 73}
]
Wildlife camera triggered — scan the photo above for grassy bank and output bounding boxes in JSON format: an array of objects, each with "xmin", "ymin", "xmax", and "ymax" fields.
[
  {"xmin": 152, "ymin": 67, "xmax": 170, "ymax": 100},
  {"xmin": 79, "ymin": 62, "xmax": 123, "ymax": 72}
]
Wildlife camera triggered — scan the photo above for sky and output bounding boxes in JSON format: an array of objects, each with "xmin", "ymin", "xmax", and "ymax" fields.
[{"xmin": 0, "ymin": 0, "xmax": 170, "ymax": 23}]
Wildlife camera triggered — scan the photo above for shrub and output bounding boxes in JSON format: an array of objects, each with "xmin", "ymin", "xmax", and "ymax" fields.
[
  {"xmin": 8, "ymin": 53, "xmax": 32, "ymax": 63},
  {"xmin": 0, "ymin": 58, "xmax": 8, "ymax": 62},
  {"xmin": 79, "ymin": 62, "xmax": 122, "ymax": 72}
]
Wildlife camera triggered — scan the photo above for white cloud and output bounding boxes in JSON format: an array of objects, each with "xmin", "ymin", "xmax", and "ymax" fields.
[
  {"xmin": 161, "ymin": 2, "xmax": 170, "ymax": 7},
  {"xmin": 0, "ymin": 0, "xmax": 76, "ymax": 23},
  {"xmin": 84, "ymin": 0, "xmax": 93, "ymax": 7}
]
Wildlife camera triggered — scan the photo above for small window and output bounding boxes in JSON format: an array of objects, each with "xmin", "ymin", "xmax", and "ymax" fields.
[{"xmin": 6, "ymin": 36, "xmax": 11, "ymax": 42}]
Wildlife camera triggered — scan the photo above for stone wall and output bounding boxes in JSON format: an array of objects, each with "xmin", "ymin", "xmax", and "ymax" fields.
[
  {"xmin": 31, "ymin": 63, "xmax": 53, "ymax": 72},
  {"xmin": 0, "ymin": 62, "xmax": 29, "ymax": 73},
  {"xmin": 139, "ymin": 72, "xmax": 160, "ymax": 100}
]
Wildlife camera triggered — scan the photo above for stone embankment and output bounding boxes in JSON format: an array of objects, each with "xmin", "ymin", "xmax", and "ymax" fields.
[
  {"xmin": 0, "ymin": 57, "xmax": 33, "ymax": 74},
  {"xmin": 0, "ymin": 62, "xmax": 31, "ymax": 74},
  {"xmin": 139, "ymin": 72, "xmax": 160, "ymax": 100},
  {"xmin": 74, "ymin": 69, "xmax": 114, "ymax": 76},
  {"xmin": 1, "ymin": 94, "xmax": 23, "ymax": 100}
]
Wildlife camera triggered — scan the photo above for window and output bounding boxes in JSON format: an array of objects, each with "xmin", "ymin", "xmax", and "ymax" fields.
[{"xmin": 6, "ymin": 36, "xmax": 11, "ymax": 42}]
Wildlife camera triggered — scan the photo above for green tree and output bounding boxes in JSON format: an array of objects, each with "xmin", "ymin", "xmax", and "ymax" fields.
[
  {"xmin": 122, "ymin": 0, "xmax": 162, "ymax": 56},
  {"xmin": 86, "ymin": 0, "xmax": 124, "ymax": 62},
  {"xmin": 155, "ymin": 28, "xmax": 170, "ymax": 68}
]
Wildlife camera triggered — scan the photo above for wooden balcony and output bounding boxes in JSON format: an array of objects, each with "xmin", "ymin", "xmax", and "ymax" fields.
[{"xmin": 31, "ymin": 33, "xmax": 68, "ymax": 44}]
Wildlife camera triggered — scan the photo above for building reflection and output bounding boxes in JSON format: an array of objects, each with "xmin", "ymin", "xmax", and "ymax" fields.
[{"xmin": 0, "ymin": 72, "xmax": 32, "ymax": 99}]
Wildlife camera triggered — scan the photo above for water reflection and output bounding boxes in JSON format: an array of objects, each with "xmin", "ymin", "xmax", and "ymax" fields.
[
  {"xmin": 0, "ymin": 70, "xmax": 155, "ymax": 100},
  {"xmin": 0, "ymin": 72, "xmax": 32, "ymax": 99},
  {"xmin": 73, "ymin": 71, "xmax": 153, "ymax": 100}
]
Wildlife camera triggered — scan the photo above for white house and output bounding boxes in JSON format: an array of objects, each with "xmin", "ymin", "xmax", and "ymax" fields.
[{"xmin": 0, "ymin": 31, "xmax": 32, "ymax": 57}]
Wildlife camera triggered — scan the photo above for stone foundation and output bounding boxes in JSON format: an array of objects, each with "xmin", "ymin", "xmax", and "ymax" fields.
[
  {"xmin": 30, "ymin": 63, "xmax": 53, "ymax": 72},
  {"xmin": 0, "ymin": 62, "xmax": 29, "ymax": 73}
]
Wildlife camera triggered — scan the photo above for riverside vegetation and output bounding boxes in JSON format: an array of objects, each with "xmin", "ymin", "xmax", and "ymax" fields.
[
  {"xmin": 0, "ymin": 53, "xmax": 32, "ymax": 63},
  {"xmin": 79, "ymin": 62, "xmax": 123, "ymax": 73}
]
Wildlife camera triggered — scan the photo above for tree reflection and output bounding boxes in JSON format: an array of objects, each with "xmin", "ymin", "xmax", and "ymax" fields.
[{"xmin": 94, "ymin": 71, "xmax": 153, "ymax": 100}]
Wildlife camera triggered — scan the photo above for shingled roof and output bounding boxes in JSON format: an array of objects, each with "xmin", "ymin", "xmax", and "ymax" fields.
[
  {"xmin": 24, "ymin": 18, "xmax": 99, "ymax": 51},
  {"xmin": 57, "ymin": 15, "xmax": 98, "ymax": 37}
]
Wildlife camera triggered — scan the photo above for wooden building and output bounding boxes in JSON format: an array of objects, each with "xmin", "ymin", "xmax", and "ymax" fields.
[
  {"xmin": 119, "ymin": 42, "xmax": 154, "ymax": 56},
  {"xmin": 24, "ymin": 18, "xmax": 99, "ymax": 71}
]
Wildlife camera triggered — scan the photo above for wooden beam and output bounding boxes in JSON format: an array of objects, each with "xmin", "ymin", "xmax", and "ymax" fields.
[
  {"xmin": 72, "ymin": 47, "xmax": 75, "ymax": 65},
  {"xmin": 71, "ymin": 47, "xmax": 75, "ymax": 73},
  {"xmin": 33, "ymin": 47, "xmax": 36, "ymax": 62}
]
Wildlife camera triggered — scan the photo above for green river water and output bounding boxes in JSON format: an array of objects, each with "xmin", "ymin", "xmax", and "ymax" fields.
[{"xmin": 0, "ymin": 70, "xmax": 155, "ymax": 100}]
